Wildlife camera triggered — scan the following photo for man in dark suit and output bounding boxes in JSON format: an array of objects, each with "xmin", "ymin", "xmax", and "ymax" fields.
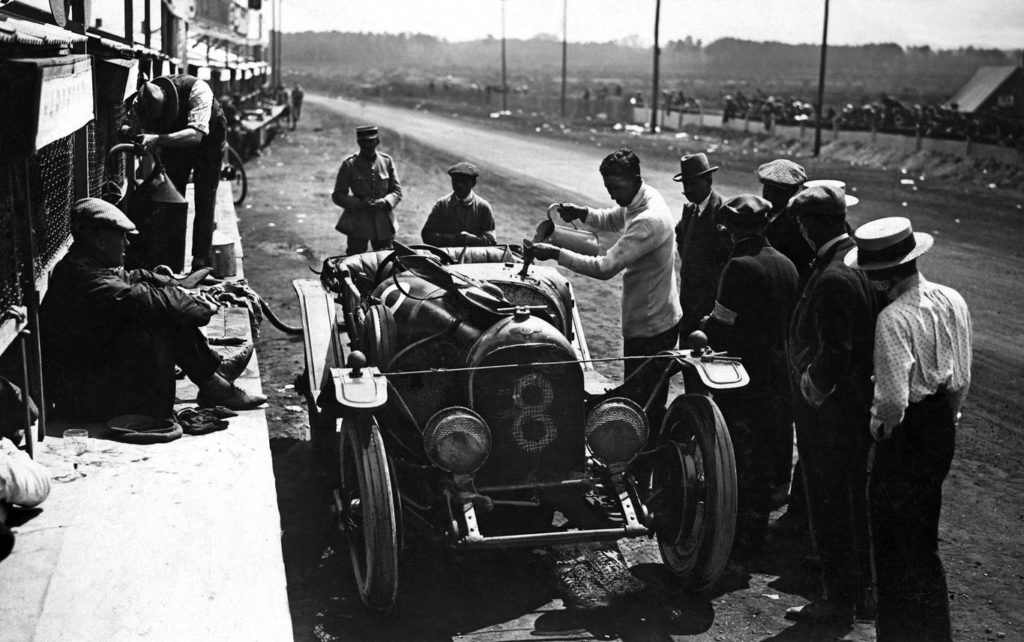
[
  {"xmin": 759, "ymin": 159, "xmax": 813, "ymax": 283},
  {"xmin": 674, "ymin": 153, "xmax": 733, "ymax": 339},
  {"xmin": 784, "ymin": 185, "xmax": 882, "ymax": 626},
  {"xmin": 702, "ymin": 194, "xmax": 799, "ymax": 564}
]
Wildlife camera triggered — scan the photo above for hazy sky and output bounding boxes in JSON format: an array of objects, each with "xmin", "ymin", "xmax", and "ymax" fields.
[{"xmin": 283, "ymin": 0, "xmax": 1023, "ymax": 50}]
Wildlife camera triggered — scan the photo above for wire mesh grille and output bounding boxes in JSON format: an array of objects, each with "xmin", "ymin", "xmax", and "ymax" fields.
[
  {"xmin": 28, "ymin": 133, "xmax": 74, "ymax": 277},
  {"xmin": 0, "ymin": 163, "xmax": 23, "ymax": 312}
]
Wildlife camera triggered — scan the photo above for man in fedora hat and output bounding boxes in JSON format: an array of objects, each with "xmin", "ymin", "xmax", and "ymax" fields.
[
  {"xmin": 332, "ymin": 125, "xmax": 403, "ymax": 255},
  {"xmin": 532, "ymin": 148, "xmax": 681, "ymax": 419},
  {"xmin": 673, "ymin": 152, "xmax": 733, "ymax": 339},
  {"xmin": 133, "ymin": 73, "xmax": 227, "ymax": 272},
  {"xmin": 40, "ymin": 199, "xmax": 266, "ymax": 420},
  {"xmin": 784, "ymin": 185, "xmax": 882, "ymax": 627},
  {"xmin": 846, "ymin": 216, "xmax": 971, "ymax": 642},
  {"xmin": 421, "ymin": 161, "xmax": 496, "ymax": 247},
  {"xmin": 701, "ymin": 194, "xmax": 799, "ymax": 566}
]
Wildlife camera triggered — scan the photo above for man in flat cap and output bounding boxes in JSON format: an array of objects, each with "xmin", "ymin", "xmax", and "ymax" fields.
[
  {"xmin": 332, "ymin": 125, "xmax": 403, "ymax": 255},
  {"xmin": 133, "ymin": 73, "xmax": 227, "ymax": 271},
  {"xmin": 421, "ymin": 161, "xmax": 497, "ymax": 247},
  {"xmin": 758, "ymin": 158, "xmax": 814, "ymax": 283},
  {"xmin": 674, "ymin": 152, "xmax": 733, "ymax": 339},
  {"xmin": 702, "ymin": 194, "xmax": 799, "ymax": 566},
  {"xmin": 846, "ymin": 216, "xmax": 971, "ymax": 642},
  {"xmin": 532, "ymin": 148, "xmax": 681, "ymax": 421},
  {"xmin": 40, "ymin": 199, "xmax": 266, "ymax": 420},
  {"xmin": 784, "ymin": 185, "xmax": 882, "ymax": 626}
]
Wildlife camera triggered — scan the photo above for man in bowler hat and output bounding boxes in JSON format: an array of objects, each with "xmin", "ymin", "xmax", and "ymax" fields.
[
  {"xmin": 784, "ymin": 185, "xmax": 882, "ymax": 627},
  {"xmin": 421, "ymin": 161, "xmax": 497, "ymax": 246},
  {"xmin": 133, "ymin": 73, "xmax": 227, "ymax": 271},
  {"xmin": 701, "ymin": 194, "xmax": 799, "ymax": 564},
  {"xmin": 674, "ymin": 153, "xmax": 733, "ymax": 339},
  {"xmin": 332, "ymin": 125, "xmax": 403, "ymax": 255},
  {"xmin": 846, "ymin": 216, "xmax": 972, "ymax": 642}
]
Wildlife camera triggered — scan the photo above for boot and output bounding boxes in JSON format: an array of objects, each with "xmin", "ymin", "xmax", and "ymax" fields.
[
  {"xmin": 215, "ymin": 341, "xmax": 254, "ymax": 382},
  {"xmin": 197, "ymin": 373, "xmax": 266, "ymax": 411}
]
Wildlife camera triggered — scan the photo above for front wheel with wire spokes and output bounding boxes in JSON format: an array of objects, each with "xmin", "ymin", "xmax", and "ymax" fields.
[
  {"xmin": 337, "ymin": 416, "xmax": 399, "ymax": 611},
  {"xmin": 221, "ymin": 144, "xmax": 247, "ymax": 207},
  {"xmin": 651, "ymin": 393, "xmax": 737, "ymax": 593}
]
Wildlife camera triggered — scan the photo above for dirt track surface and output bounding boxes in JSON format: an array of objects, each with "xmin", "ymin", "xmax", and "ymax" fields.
[{"xmin": 242, "ymin": 97, "xmax": 1024, "ymax": 641}]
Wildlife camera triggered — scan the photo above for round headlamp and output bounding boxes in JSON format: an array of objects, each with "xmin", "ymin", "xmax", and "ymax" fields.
[
  {"xmin": 423, "ymin": 406, "xmax": 492, "ymax": 474},
  {"xmin": 585, "ymin": 397, "xmax": 649, "ymax": 466}
]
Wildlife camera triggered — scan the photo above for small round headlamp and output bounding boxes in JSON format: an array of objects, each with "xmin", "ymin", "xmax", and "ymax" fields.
[
  {"xmin": 423, "ymin": 406, "xmax": 492, "ymax": 474},
  {"xmin": 585, "ymin": 397, "xmax": 649, "ymax": 466}
]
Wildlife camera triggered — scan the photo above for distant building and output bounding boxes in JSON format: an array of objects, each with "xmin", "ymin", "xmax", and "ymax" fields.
[{"xmin": 945, "ymin": 65, "xmax": 1024, "ymax": 118}]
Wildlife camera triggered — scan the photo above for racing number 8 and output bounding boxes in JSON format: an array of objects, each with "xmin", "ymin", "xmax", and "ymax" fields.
[{"xmin": 511, "ymin": 372, "xmax": 557, "ymax": 452}]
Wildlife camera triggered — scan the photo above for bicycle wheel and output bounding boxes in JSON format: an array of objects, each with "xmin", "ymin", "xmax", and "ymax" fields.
[{"xmin": 223, "ymin": 145, "xmax": 248, "ymax": 207}]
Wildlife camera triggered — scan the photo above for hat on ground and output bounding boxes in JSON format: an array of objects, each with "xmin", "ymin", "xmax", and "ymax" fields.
[
  {"xmin": 672, "ymin": 152, "xmax": 718, "ymax": 182},
  {"xmin": 70, "ymin": 198, "xmax": 138, "ymax": 236},
  {"xmin": 355, "ymin": 125, "xmax": 379, "ymax": 140},
  {"xmin": 106, "ymin": 414, "xmax": 183, "ymax": 444},
  {"xmin": 803, "ymin": 179, "xmax": 859, "ymax": 207},
  {"xmin": 132, "ymin": 77, "xmax": 178, "ymax": 132},
  {"xmin": 787, "ymin": 185, "xmax": 847, "ymax": 221},
  {"xmin": 722, "ymin": 194, "xmax": 772, "ymax": 227},
  {"xmin": 447, "ymin": 161, "xmax": 479, "ymax": 177},
  {"xmin": 845, "ymin": 217, "xmax": 933, "ymax": 271},
  {"xmin": 757, "ymin": 159, "xmax": 806, "ymax": 187}
]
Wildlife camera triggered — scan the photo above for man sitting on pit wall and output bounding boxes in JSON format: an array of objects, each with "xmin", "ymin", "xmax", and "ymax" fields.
[
  {"xmin": 40, "ymin": 198, "xmax": 266, "ymax": 421},
  {"xmin": 421, "ymin": 161, "xmax": 497, "ymax": 247}
]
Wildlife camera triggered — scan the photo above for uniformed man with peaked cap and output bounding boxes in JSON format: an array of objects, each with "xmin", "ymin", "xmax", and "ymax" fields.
[{"xmin": 332, "ymin": 125, "xmax": 404, "ymax": 255}]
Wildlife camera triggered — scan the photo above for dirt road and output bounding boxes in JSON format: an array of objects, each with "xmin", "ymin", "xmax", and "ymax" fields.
[{"xmin": 243, "ymin": 97, "xmax": 1024, "ymax": 641}]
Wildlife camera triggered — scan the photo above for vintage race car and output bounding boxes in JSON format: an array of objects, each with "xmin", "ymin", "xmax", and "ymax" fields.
[{"xmin": 293, "ymin": 242, "xmax": 748, "ymax": 611}]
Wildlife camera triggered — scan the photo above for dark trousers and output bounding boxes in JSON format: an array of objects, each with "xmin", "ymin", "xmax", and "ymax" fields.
[
  {"xmin": 622, "ymin": 323, "xmax": 679, "ymax": 426},
  {"xmin": 50, "ymin": 326, "xmax": 220, "ymax": 421},
  {"xmin": 794, "ymin": 398, "xmax": 873, "ymax": 608},
  {"xmin": 162, "ymin": 139, "xmax": 224, "ymax": 268},
  {"xmin": 870, "ymin": 392, "xmax": 955, "ymax": 642},
  {"xmin": 346, "ymin": 236, "xmax": 393, "ymax": 256},
  {"xmin": 717, "ymin": 391, "xmax": 783, "ymax": 558}
]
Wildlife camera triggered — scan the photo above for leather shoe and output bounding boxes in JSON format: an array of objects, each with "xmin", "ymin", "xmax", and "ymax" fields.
[
  {"xmin": 785, "ymin": 601, "xmax": 854, "ymax": 624},
  {"xmin": 198, "ymin": 383, "xmax": 267, "ymax": 411},
  {"xmin": 216, "ymin": 342, "xmax": 254, "ymax": 382}
]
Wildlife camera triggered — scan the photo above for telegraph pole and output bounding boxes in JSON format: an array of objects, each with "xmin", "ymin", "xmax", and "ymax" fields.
[
  {"xmin": 560, "ymin": 0, "xmax": 568, "ymax": 118},
  {"xmin": 813, "ymin": 0, "xmax": 830, "ymax": 156},
  {"xmin": 650, "ymin": 0, "xmax": 661, "ymax": 134},
  {"xmin": 501, "ymin": 0, "xmax": 508, "ymax": 111}
]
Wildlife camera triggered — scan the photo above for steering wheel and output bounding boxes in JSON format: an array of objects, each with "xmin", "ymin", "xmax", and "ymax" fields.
[{"xmin": 374, "ymin": 243, "xmax": 454, "ymax": 285}]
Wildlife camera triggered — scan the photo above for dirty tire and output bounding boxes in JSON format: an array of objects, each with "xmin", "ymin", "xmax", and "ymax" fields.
[
  {"xmin": 360, "ymin": 304, "xmax": 397, "ymax": 368},
  {"xmin": 339, "ymin": 417, "xmax": 399, "ymax": 611},
  {"xmin": 655, "ymin": 394, "xmax": 737, "ymax": 593}
]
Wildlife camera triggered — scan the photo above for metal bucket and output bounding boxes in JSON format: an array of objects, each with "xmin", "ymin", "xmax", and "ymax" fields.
[
  {"xmin": 532, "ymin": 204, "xmax": 601, "ymax": 256},
  {"xmin": 210, "ymin": 231, "xmax": 237, "ymax": 278}
]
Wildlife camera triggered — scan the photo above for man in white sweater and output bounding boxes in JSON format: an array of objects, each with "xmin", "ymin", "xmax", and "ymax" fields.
[{"xmin": 532, "ymin": 148, "xmax": 682, "ymax": 421}]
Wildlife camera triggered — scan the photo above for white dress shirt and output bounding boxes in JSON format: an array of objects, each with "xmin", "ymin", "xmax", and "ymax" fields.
[{"xmin": 870, "ymin": 273, "xmax": 972, "ymax": 436}]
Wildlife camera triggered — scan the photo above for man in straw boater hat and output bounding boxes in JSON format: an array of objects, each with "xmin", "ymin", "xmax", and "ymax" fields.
[
  {"xmin": 700, "ymin": 194, "xmax": 799, "ymax": 569},
  {"xmin": 673, "ymin": 152, "xmax": 733, "ymax": 339},
  {"xmin": 133, "ymin": 73, "xmax": 227, "ymax": 272},
  {"xmin": 783, "ymin": 185, "xmax": 883, "ymax": 629},
  {"xmin": 332, "ymin": 125, "xmax": 403, "ymax": 255},
  {"xmin": 845, "ymin": 216, "xmax": 972, "ymax": 642}
]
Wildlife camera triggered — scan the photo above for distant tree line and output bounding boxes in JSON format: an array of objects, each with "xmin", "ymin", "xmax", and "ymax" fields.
[{"xmin": 282, "ymin": 31, "xmax": 1019, "ymax": 109}]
